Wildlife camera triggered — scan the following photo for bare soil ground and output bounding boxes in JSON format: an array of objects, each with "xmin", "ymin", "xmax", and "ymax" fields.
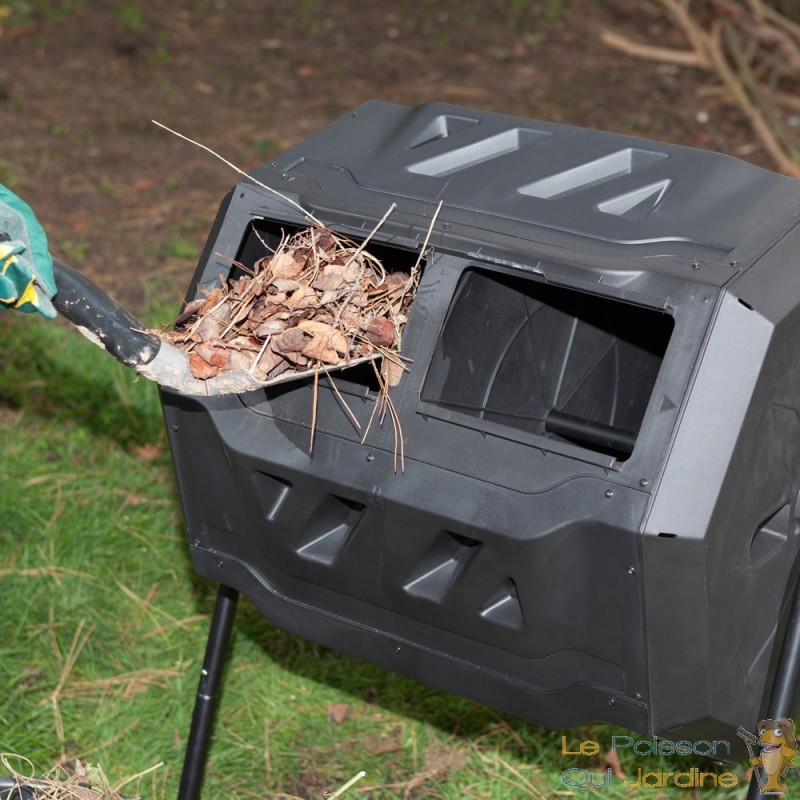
[{"xmin": 0, "ymin": 0, "xmax": 769, "ymax": 314}]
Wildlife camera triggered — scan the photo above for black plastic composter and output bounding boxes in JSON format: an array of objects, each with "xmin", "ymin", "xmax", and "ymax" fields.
[{"xmin": 161, "ymin": 101, "xmax": 800, "ymax": 765}]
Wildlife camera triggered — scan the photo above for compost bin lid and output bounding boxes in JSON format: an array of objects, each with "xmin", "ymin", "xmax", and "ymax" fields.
[{"xmin": 257, "ymin": 100, "xmax": 800, "ymax": 276}]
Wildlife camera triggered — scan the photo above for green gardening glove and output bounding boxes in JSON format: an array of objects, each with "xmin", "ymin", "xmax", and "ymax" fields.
[{"xmin": 0, "ymin": 184, "xmax": 56, "ymax": 318}]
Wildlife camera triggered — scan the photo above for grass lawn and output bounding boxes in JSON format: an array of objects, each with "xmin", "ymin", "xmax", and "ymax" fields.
[{"xmin": 0, "ymin": 305, "xmax": 749, "ymax": 799}]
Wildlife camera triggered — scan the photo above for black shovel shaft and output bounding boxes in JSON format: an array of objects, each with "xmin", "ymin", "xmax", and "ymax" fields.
[{"xmin": 52, "ymin": 259, "xmax": 162, "ymax": 369}]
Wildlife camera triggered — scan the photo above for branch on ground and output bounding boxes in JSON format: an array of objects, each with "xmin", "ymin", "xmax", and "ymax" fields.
[{"xmin": 602, "ymin": 0, "xmax": 800, "ymax": 176}]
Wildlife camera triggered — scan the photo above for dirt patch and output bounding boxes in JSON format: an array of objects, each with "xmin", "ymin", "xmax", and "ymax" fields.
[
  {"xmin": 0, "ymin": 401, "xmax": 19, "ymax": 426},
  {"xmin": 0, "ymin": 1, "xmax": 768, "ymax": 315}
]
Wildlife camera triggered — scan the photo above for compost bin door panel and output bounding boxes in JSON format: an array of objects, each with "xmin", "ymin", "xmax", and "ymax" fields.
[{"xmin": 421, "ymin": 269, "xmax": 674, "ymax": 459}]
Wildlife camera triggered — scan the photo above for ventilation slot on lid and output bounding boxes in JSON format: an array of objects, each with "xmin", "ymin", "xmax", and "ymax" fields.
[
  {"xmin": 408, "ymin": 129, "xmax": 550, "ymax": 177},
  {"xmin": 518, "ymin": 148, "xmax": 667, "ymax": 200}
]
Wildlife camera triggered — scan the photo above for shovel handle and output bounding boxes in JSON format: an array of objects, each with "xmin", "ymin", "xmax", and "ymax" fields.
[{"xmin": 51, "ymin": 258, "xmax": 162, "ymax": 369}]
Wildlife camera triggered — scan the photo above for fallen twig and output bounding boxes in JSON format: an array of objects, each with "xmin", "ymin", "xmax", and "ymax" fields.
[
  {"xmin": 600, "ymin": 29, "xmax": 706, "ymax": 67},
  {"xmin": 325, "ymin": 770, "xmax": 366, "ymax": 799},
  {"xmin": 600, "ymin": 0, "xmax": 800, "ymax": 176}
]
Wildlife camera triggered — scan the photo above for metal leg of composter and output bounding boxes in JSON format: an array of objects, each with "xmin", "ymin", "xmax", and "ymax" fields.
[
  {"xmin": 177, "ymin": 583, "xmax": 239, "ymax": 800},
  {"xmin": 747, "ymin": 575, "xmax": 800, "ymax": 800}
]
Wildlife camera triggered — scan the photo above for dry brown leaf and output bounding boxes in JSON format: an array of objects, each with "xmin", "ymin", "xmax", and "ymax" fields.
[
  {"xmin": 312, "ymin": 264, "xmax": 347, "ymax": 292},
  {"xmin": 194, "ymin": 339, "xmax": 229, "ymax": 369},
  {"xmin": 300, "ymin": 322, "xmax": 348, "ymax": 365},
  {"xmin": 269, "ymin": 250, "xmax": 304, "ymax": 278},
  {"xmin": 386, "ymin": 271, "xmax": 409, "ymax": 291},
  {"xmin": 265, "ymin": 360, "xmax": 292, "ymax": 380},
  {"xmin": 224, "ymin": 349, "xmax": 255, "ymax": 373},
  {"xmin": 603, "ymin": 748, "xmax": 626, "ymax": 779},
  {"xmin": 364, "ymin": 734, "xmax": 403, "ymax": 755},
  {"xmin": 302, "ymin": 341, "xmax": 338, "ymax": 365},
  {"xmin": 328, "ymin": 703, "xmax": 350, "ymax": 724},
  {"xmin": 382, "ymin": 358, "xmax": 406, "ymax": 387},
  {"xmin": 258, "ymin": 297, "xmax": 289, "ymax": 318},
  {"xmin": 131, "ymin": 442, "xmax": 162, "ymax": 462},
  {"xmin": 297, "ymin": 320, "xmax": 348, "ymax": 354},
  {"xmin": 284, "ymin": 283, "xmax": 317, "ymax": 310},
  {"xmin": 194, "ymin": 299, "xmax": 231, "ymax": 342},
  {"xmin": 273, "ymin": 327, "xmax": 310, "ymax": 353},
  {"xmin": 199, "ymin": 287, "xmax": 224, "ymax": 311},
  {"xmin": 363, "ymin": 317, "xmax": 396, "ymax": 347},
  {"xmin": 251, "ymin": 347, "xmax": 285, "ymax": 380},
  {"xmin": 189, "ymin": 352, "xmax": 221, "ymax": 379},
  {"xmin": 423, "ymin": 741, "xmax": 470, "ymax": 774},
  {"xmin": 254, "ymin": 319, "xmax": 285, "ymax": 337},
  {"xmin": 173, "ymin": 297, "xmax": 205, "ymax": 327},
  {"xmin": 314, "ymin": 230, "xmax": 336, "ymax": 252},
  {"xmin": 271, "ymin": 278, "xmax": 301, "ymax": 293},
  {"xmin": 230, "ymin": 299, "xmax": 256, "ymax": 326}
]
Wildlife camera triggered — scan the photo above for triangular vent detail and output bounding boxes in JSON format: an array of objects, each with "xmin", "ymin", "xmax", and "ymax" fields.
[
  {"xmin": 296, "ymin": 495, "xmax": 365, "ymax": 566},
  {"xmin": 480, "ymin": 578, "xmax": 524, "ymax": 629},
  {"xmin": 597, "ymin": 179, "xmax": 672, "ymax": 220},
  {"xmin": 409, "ymin": 114, "xmax": 480, "ymax": 149},
  {"xmin": 404, "ymin": 531, "xmax": 482, "ymax": 601}
]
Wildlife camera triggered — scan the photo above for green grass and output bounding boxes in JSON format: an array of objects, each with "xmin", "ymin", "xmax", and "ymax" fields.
[{"xmin": 0, "ymin": 303, "xmax": 752, "ymax": 799}]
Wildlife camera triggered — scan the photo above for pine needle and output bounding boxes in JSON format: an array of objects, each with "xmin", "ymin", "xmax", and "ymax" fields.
[
  {"xmin": 324, "ymin": 368, "xmax": 361, "ymax": 432},
  {"xmin": 310, "ymin": 363, "xmax": 320, "ymax": 453},
  {"xmin": 152, "ymin": 120, "xmax": 325, "ymax": 226}
]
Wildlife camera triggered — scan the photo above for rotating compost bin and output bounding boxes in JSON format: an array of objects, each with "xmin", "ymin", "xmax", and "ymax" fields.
[{"xmin": 160, "ymin": 102, "xmax": 800, "ymax": 783}]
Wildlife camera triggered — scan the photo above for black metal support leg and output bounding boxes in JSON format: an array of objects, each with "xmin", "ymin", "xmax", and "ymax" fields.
[
  {"xmin": 178, "ymin": 583, "xmax": 239, "ymax": 800},
  {"xmin": 747, "ymin": 575, "xmax": 800, "ymax": 799}
]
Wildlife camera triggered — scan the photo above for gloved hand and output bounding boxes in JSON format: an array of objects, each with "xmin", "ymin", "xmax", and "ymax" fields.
[{"xmin": 0, "ymin": 183, "xmax": 56, "ymax": 318}]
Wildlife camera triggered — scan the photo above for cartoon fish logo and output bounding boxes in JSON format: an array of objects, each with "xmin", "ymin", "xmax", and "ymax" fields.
[{"xmin": 738, "ymin": 718, "xmax": 799, "ymax": 794}]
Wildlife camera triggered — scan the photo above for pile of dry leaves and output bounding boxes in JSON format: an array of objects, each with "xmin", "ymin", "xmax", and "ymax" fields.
[
  {"xmin": 0, "ymin": 756, "xmax": 156, "ymax": 800},
  {"xmin": 161, "ymin": 224, "xmax": 418, "ymax": 389}
]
